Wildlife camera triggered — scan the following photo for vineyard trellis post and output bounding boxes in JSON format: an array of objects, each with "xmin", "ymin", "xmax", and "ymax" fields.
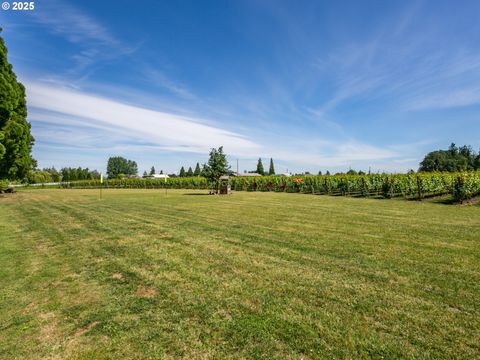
[{"xmin": 416, "ymin": 175, "xmax": 422, "ymax": 200}]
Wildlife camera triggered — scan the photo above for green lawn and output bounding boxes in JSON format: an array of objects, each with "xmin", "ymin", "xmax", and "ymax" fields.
[{"xmin": 0, "ymin": 189, "xmax": 479, "ymax": 359}]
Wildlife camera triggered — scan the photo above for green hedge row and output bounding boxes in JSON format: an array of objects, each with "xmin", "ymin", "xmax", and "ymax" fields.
[{"xmin": 65, "ymin": 172, "xmax": 480, "ymax": 201}]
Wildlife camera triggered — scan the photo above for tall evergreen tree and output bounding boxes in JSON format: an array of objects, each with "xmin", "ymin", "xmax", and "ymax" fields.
[
  {"xmin": 194, "ymin": 162, "xmax": 201, "ymax": 176},
  {"xmin": 150, "ymin": 166, "xmax": 155, "ymax": 175},
  {"xmin": 179, "ymin": 166, "xmax": 186, "ymax": 177},
  {"xmin": 186, "ymin": 166, "xmax": 194, "ymax": 177},
  {"xmin": 0, "ymin": 28, "xmax": 35, "ymax": 180},
  {"xmin": 143, "ymin": 171, "xmax": 148, "ymax": 178},
  {"xmin": 268, "ymin": 158, "xmax": 275, "ymax": 175},
  {"xmin": 256, "ymin": 158, "xmax": 265, "ymax": 175}
]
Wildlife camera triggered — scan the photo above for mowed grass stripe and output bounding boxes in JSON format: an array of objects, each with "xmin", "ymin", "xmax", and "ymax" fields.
[
  {"xmin": 1, "ymin": 189, "xmax": 479, "ymax": 358},
  {"xmin": 16, "ymin": 191, "xmax": 480, "ymax": 312}
]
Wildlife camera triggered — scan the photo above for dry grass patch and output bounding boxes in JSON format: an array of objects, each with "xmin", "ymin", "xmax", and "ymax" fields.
[{"xmin": 136, "ymin": 286, "xmax": 157, "ymax": 298}]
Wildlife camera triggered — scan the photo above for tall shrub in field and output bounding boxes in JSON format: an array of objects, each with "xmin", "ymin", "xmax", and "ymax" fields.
[{"xmin": 202, "ymin": 146, "xmax": 230, "ymax": 193}]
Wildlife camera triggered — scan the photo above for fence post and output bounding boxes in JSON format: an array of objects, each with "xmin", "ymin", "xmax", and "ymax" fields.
[{"xmin": 416, "ymin": 175, "xmax": 422, "ymax": 200}]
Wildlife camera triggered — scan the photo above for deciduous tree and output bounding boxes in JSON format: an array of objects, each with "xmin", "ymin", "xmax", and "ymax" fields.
[
  {"xmin": 202, "ymin": 146, "xmax": 230, "ymax": 193},
  {"xmin": 107, "ymin": 157, "xmax": 138, "ymax": 178}
]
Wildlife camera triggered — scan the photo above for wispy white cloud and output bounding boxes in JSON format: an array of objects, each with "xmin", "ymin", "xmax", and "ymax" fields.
[
  {"xmin": 26, "ymin": 80, "xmax": 401, "ymax": 171},
  {"xmin": 310, "ymin": 6, "xmax": 480, "ymax": 114},
  {"xmin": 26, "ymin": 81, "xmax": 262, "ymax": 156},
  {"xmin": 32, "ymin": 0, "xmax": 137, "ymax": 71},
  {"xmin": 140, "ymin": 68, "xmax": 196, "ymax": 100},
  {"xmin": 33, "ymin": 0, "xmax": 117, "ymax": 45}
]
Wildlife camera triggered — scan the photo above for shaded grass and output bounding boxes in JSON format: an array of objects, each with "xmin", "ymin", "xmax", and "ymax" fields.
[{"xmin": 0, "ymin": 189, "xmax": 479, "ymax": 359}]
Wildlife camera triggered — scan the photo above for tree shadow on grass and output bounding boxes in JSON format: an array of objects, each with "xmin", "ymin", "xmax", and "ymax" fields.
[{"xmin": 183, "ymin": 193, "xmax": 211, "ymax": 196}]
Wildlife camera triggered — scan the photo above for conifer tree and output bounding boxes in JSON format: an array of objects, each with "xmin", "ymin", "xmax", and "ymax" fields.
[
  {"xmin": 194, "ymin": 162, "xmax": 201, "ymax": 176},
  {"xmin": 186, "ymin": 166, "xmax": 193, "ymax": 177},
  {"xmin": 0, "ymin": 28, "xmax": 35, "ymax": 179},
  {"xmin": 179, "ymin": 166, "xmax": 186, "ymax": 177},
  {"xmin": 256, "ymin": 158, "xmax": 265, "ymax": 175},
  {"xmin": 149, "ymin": 166, "xmax": 155, "ymax": 175},
  {"xmin": 268, "ymin": 158, "xmax": 275, "ymax": 175}
]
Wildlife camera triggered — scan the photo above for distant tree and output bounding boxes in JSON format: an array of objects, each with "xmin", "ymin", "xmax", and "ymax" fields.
[
  {"xmin": 149, "ymin": 166, "xmax": 155, "ymax": 175},
  {"xmin": 59, "ymin": 167, "xmax": 100, "ymax": 181},
  {"xmin": 186, "ymin": 166, "xmax": 193, "ymax": 177},
  {"xmin": 268, "ymin": 158, "xmax": 275, "ymax": 175},
  {"xmin": 143, "ymin": 170, "xmax": 148, "ymax": 178},
  {"xmin": 127, "ymin": 160, "xmax": 138, "ymax": 176},
  {"xmin": 326, "ymin": 171, "xmax": 331, "ymax": 176},
  {"xmin": 107, "ymin": 157, "xmax": 137, "ymax": 178},
  {"xmin": 26, "ymin": 170, "xmax": 53, "ymax": 184},
  {"xmin": 42, "ymin": 167, "xmax": 61, "ymax": 182},
  {"xmin": 179, "ymin": 166, "xmax": 186, "ymax": 177},
  {"xmin": 318, "ymin": 171, "xmax": 322, "ymax": 175},
  {"xmin": 347, "ymin": 169, "xmax": 357, "ymax": 175},
  {"xmin": 160, "ymin": 169, "xmax": 163, "ymax": 174},
  {"xmin": 419, "ymin": 143, "xmax": 478, "ymax": 172},
  {"xmin": 90, "ymin": 170, "xmax": 101, "ymax": 179},
  {"xmin": 0, "ymin": 28, "xmax": 35, "ymax": 180},
  {"xmin": 358, "ymin": 170, "xmax": 366, "ymax": 175},
  {"xmin": 256, "ymin": 158, "xmax": 265, "ymax": 175},
  {"xmin": 202, "ymin": 146, "xmax": 230, "ymax": 193},
  {"xmin": 194, "ymin": 162, "xmax": 201, "ymax": 176}
]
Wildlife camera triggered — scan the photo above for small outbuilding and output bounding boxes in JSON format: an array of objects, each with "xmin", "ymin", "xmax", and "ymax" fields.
[{"xmin": 219, "ymin": 175, "xmax": 231, "ymax": 195}]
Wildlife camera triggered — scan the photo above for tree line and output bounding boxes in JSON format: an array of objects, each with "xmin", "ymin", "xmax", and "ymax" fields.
[
  {"xmin": 25, "ymin": 167, "xmax": 101, "ymax": 184},
  {"xmin": 2, "ymin": 28, "xmax": 479, "ymax": 186},
  {"xmin": 419, "ymin": 143, "xmax": 480, "ymax": 172}
]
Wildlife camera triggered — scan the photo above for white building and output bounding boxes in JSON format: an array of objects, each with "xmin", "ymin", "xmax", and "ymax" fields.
[{"xmin": 149, "ymin": 174, "xmax": 169, "ymax": 179}]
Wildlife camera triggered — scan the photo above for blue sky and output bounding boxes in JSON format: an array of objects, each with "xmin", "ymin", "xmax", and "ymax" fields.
[{"xmin": 1, "ymin": 0, "xmax": 480, "ymax": 174}]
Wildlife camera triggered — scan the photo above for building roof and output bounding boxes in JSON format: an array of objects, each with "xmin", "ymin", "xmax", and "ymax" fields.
[{"xmin": 234, "ymin": 173, "xmax": 262, "ymax": 177}]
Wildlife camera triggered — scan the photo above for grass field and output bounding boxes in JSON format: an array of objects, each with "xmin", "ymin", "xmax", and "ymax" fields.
[{"xmin": 1, "ymin": 189, "xmax": 479, "ymax": 359}]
